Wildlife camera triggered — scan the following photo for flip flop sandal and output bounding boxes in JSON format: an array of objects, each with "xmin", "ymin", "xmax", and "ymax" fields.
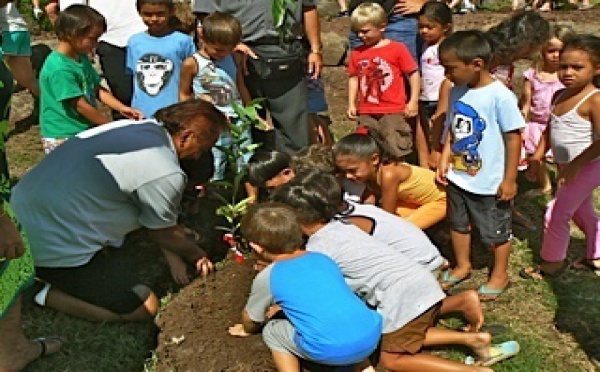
[
  {"xmin": 519, "ymin": 265, "xmax": 567, "ymax": 280},
  {"xmin": 34, "ymin": 337, "xmax": 63, "ymax": 359},
  {"xmin": 464, "ymin": 340, "xmax": 520, "ymax": 366},
  {"xmin": 439, "ymin": 270, "xmax": 470, "ymax": 290},
  {"xmin": 478, "ymin": 284, "xmax": 508, "ymax": 302},
  {"xmin": 572, "ymin": 258, "xmax": 600, "ymax": 276}
]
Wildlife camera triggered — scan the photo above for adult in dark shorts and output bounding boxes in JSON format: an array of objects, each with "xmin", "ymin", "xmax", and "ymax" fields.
[{"xmin": 10, "ymin": 100, "xmax": 226, "ymax": 322}]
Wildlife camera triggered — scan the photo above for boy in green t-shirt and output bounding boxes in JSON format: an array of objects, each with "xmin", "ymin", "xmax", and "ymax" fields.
[{"xmin": 39, "ymin": 5, "xmax": 142, "ymax": 153}]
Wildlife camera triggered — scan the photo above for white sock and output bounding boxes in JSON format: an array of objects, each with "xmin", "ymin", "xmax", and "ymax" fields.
[{"xmin": 34, "ymin": 283, "xmax": 52, "ymax": 306}]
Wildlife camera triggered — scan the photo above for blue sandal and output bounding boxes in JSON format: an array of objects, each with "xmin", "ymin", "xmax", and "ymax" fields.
[
  {"xmin": 439, "ymin": 270, "xmax": 470, "ymax": 290},
  {"xmin": 465, "ymin": 340, "xmax": 520, "ymax": 366}
]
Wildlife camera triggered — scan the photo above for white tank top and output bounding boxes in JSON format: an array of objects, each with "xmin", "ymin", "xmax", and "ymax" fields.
[{"xmin": 550, "ymin": 89, "xmax": 599, "ymax": 164}]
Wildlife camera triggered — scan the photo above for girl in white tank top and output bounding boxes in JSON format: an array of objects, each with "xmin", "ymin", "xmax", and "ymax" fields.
[{"xmin": 522, "ymin": 35, "xmax": 600, "ymax": 279}]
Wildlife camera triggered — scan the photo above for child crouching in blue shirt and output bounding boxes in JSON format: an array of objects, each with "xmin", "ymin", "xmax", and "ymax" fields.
[{"xmin": 230, "ymin": 202, "xmax": 382, "ymax": 371}]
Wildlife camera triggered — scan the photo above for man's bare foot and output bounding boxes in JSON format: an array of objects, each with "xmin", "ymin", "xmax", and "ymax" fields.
[{"xmin": 0, "ymin": 337, "xmax": 62, "ymax": 372}]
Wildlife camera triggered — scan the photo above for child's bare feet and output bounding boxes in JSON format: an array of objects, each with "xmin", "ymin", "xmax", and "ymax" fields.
[
  {"xmin": 455, "ymin": 290, "xmax": 484, "ymax": 332},
  {"xmin": 467, "ymin": 332, "xmax": 493, "ymax": 359}
]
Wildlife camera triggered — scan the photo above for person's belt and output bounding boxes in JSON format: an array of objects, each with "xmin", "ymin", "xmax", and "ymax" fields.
[{"xmin": 246, "ymin": 36, "xmax": 303, "ymax": 46}]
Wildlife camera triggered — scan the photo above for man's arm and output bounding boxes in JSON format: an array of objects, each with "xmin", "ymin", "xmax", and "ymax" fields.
[
  {"xmin": 147, "ymin": 226, "xmax": 213, "ymax": 276},
  {"xmin": 303, "ymin": 5, "xmax": 322, "ymax": 79}
]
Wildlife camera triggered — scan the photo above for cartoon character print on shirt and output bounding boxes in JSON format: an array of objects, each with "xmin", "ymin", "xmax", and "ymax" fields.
[
  {"xmin": 136, "ymin": 54, "xmax": 174, "ymax": 96},
  {"xmin": 450, "ymin": 101, "xmax": 486, "ymax": 176},
  {"xmin": 197, "ymin": 62, "xmax": 239, "ymax": 108},
  {"xmin": 358, "ymin": 57, "xmax": 393, "ymax": 104}
]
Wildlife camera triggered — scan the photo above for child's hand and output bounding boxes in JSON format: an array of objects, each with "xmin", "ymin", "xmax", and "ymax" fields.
[
  {"xmin": 405, "ymin": 100, "xmax": 418, "ymax": 118},
  {"xmin": 120, "ymin": 107, "xmax": 144, "ymax": 120},
  {"xmin": 257, "ymin": 117, "xmax": 274, "ymax": 131},
  {"xmin": 347, "ymin": 105, "xmax": 358, "ymax": 120},
  {"xmin": 558, "ymin": 160, "xmax": 583, "ymax": 187},
  {"xmin": 497, "ymin": 179, "xmax": 517, "ymax": 201},
  {"xmin": 228, "ymin": 323, "xmax": 252, "ymax": 337},
  {"xmin": 435, "ymin": 159, "xmax": 449, "ymax": 186},
  {"xmin": 428, "ymin": 150, "xmax": 441, "ymax": 170}
]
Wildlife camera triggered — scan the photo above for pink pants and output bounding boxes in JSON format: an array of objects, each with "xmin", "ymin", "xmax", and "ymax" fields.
[{"xmin": 541, "ymin": 160, "xmax": 600, "ymax": 262}]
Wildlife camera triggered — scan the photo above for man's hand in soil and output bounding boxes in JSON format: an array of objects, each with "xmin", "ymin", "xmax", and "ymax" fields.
[
  {"xmin": 228, "ymin": 323, "xmax": 252, "ymax": 337},
  {"xmin": 393, "ymin": 0, "xmax": 428, "ymax": 15},
  {"xmin": 163, "ymin": 249, "xmax": 191, "ymax": 285}
]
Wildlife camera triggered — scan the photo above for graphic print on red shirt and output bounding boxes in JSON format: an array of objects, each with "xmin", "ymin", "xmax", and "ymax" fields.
[{"xmin": 348, "ymin": 41, "xmax": 417, "ymax": 115}]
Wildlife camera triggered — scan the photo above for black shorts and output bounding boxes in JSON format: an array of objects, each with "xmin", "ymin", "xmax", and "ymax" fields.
[
  {"xmin": 446, "ymin": 182, "xmax": 512, "ymax": 246},
  {"xmin": 36, "ymin": 247, "xmax": 146, "ymax": 314}
]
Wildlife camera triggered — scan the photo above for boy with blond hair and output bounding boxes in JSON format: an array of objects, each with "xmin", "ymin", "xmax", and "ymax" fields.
[{"xmin": 347, "ymin": 2, "xmax": 420, "ymax": 159}]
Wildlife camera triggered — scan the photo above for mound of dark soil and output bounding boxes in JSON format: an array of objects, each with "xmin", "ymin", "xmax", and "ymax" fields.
[{"xmin": 155, "ymin": 259, "xmax": 276, "ymax": 372}]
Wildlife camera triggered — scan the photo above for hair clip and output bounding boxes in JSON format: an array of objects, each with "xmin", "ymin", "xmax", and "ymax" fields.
[{"xmin": 355, "ymin": 126, "xmax": 370, "ymax": 135}]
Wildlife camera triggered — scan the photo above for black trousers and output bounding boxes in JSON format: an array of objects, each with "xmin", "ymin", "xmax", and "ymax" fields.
[
  {"xmin": 96, "ymin": 41, "xmax": 133, "ymax": 118},
  {"xmin": 244, "ymin": 42, "xmax": 310, "ymax": 154}
]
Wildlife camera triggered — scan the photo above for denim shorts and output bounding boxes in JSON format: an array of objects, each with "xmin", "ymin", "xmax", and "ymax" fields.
[
  {"xmin": 349, "ymin": 15, "xmax": 419, "ymax": 61},
  {"xmin": 446, "ymin": 182, "xmax": 513, "ymax": 246}
]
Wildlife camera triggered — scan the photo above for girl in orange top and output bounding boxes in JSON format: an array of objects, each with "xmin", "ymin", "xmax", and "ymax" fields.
[{"xmin": 333, "ymin": 127, "xmax": 446, "ymax": 230}]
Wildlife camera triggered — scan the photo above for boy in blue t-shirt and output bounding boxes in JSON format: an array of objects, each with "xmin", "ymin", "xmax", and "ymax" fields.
[
  {"xmin": 126, "ymin": 0, "xmax": 195, "ymax": 118},
  {"xmin": 436, "ymin": 31, "xmax": 525, "ymax": 301},
  {"xmin": 230, "ymin": 203, "xmax": 381, "ymax": 370}
]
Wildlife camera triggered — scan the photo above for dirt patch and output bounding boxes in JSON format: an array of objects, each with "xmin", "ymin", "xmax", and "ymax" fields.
[{"xmin": 155, "ymin": 258, "xmax": 276, "ymax": 372}]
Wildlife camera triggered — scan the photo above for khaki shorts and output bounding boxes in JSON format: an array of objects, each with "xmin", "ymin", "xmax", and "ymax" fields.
[
  {"xmin": 358, "ymin": 113, "xmax": 413, "ymax": 158},
  {"xmin": 381, "ymin": 302, "xmax": 442, "ymax": 355}
]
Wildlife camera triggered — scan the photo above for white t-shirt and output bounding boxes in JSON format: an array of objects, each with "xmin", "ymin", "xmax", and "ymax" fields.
[
  {"xmin": 445, "ymin": 80, "xmax": 525, "ymax": 195},
  {"xmin": 11, "ymin": 120, "xmax": 186, "ymax": 268},
  {"xmin": 59, "ymin": 0, "xmax": 146, "ymax": 47},
  {"xmin": 419, "ymin": 44, "xmax": 445, "ymax": 102},
  {"xmin": 340, "ymin": 201, "xmax": 444, "ymax": 272}
]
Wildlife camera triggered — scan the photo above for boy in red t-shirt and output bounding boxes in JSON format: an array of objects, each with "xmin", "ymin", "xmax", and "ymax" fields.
[{"xmin": 347, "ymin": 2, "xmax": 420, "ymax": 159}]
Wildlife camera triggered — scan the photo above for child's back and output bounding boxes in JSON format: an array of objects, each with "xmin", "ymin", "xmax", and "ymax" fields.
[
  {"xmin": 248, "ymin": 251, "xmax": 382, "ymax": 364},
  {"xmin": 307, "ymin": 220, "xmax": 445, "ymax": 334},
  {"xmin": 340, "ymin": 201, "xmax": 445, "ymax": 272}
]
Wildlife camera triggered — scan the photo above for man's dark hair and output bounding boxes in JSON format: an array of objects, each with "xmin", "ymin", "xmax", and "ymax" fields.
[
  {"xmin": 247, "ymin": 151, "xmax": 292, "ymax": 188},
  {"xmin": 241, "ymin": 202, "xmax": 304, "ymax": 254},
  {"xmin": 155, "ymin": 99, "xmax": 227, "ymax": 141},
  {"xmin": 439, "ymin": 30, "xmax": 493, "ymax": 66}
]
